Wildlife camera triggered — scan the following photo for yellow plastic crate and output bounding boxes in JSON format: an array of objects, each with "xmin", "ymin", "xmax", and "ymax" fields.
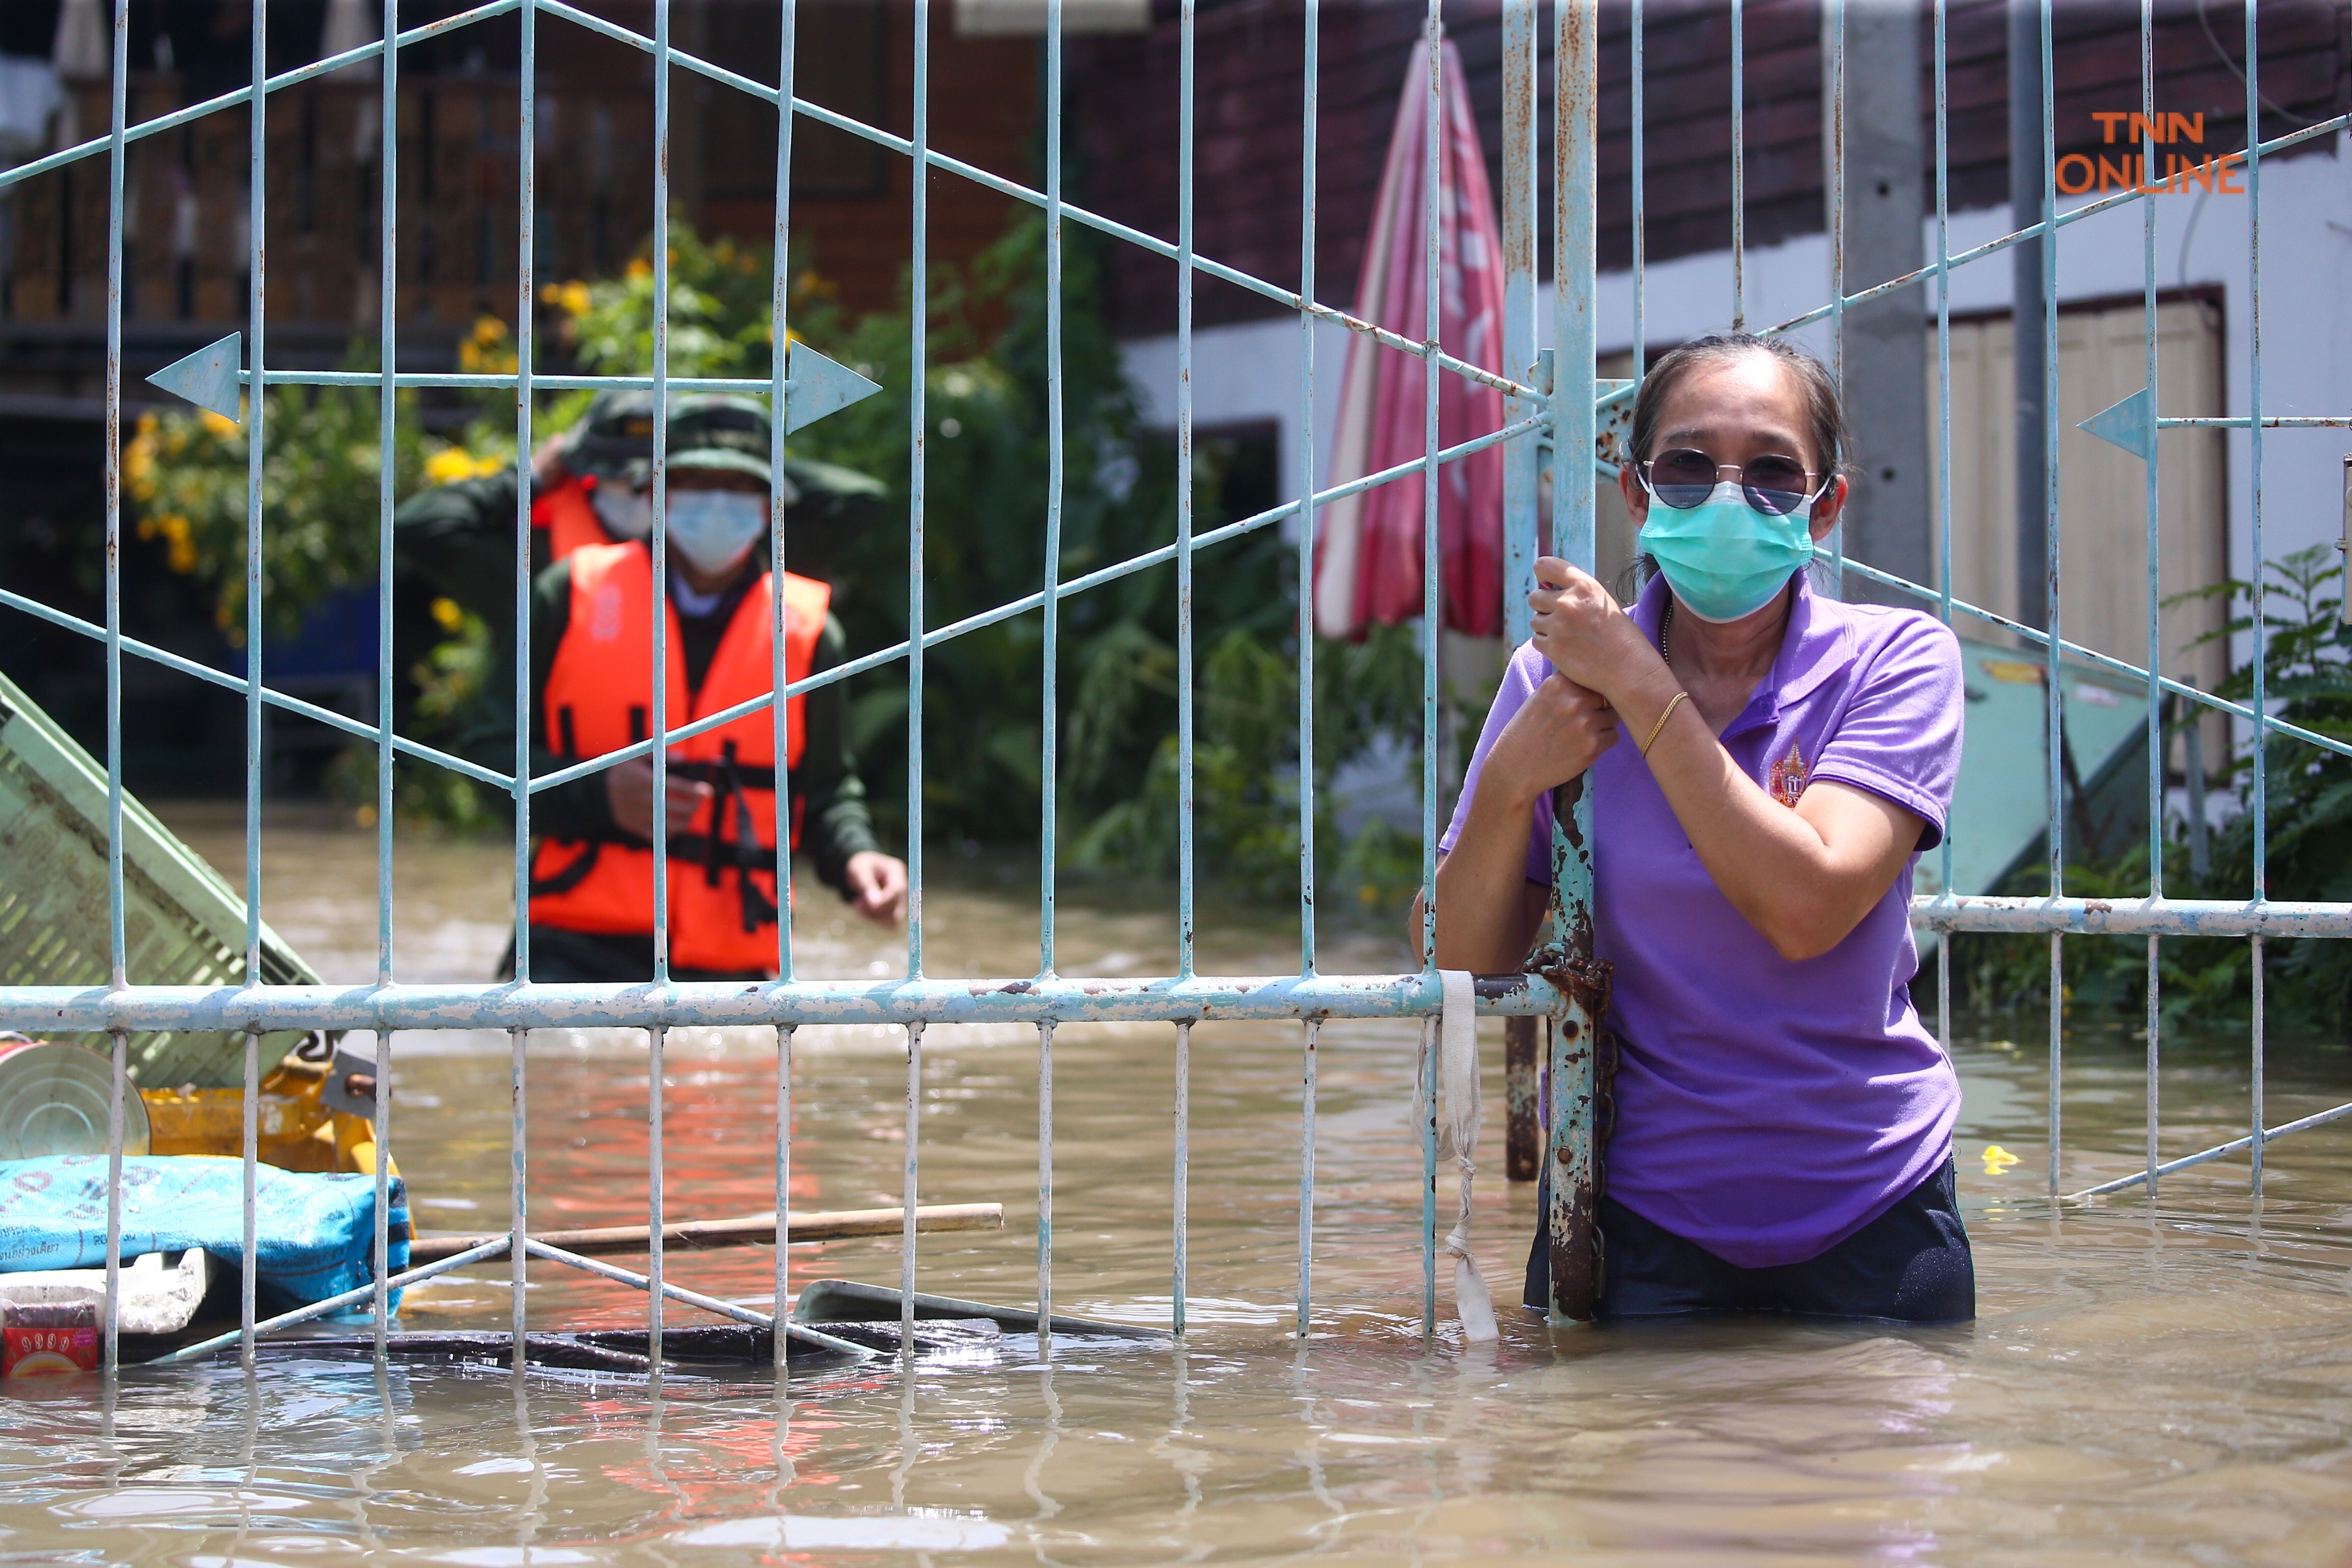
[{"xmin": 0, "ymin": 668, "xmax": 321, "ymax": 1089}]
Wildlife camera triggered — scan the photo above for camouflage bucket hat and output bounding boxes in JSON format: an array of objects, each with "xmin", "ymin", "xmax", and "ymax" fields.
[
  {"xmin": 560, "ymin": 389, "xmax": 659, "ymax": 482},
  {"xmin": 666, "ymin": 393, "xmax": 773, "ymax": 488}
]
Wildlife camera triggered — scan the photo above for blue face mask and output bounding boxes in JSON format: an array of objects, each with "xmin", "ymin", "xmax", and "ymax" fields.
[
  {"xmin": 663, "ymin": 489, "xmax": 768, "ymax": 576},
  {"xmin": 590, "ymin": 482, "xmax": 653, "ymax": 541},
  {"xmin": 1638, "ymin": 481, "xmax": 1818, "ymax": 623}
]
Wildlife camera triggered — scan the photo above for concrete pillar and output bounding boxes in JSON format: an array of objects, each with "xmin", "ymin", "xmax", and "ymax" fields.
[{"xmin": 1831, "ymin": 0, "xmax": 1931, "ymax": 599}]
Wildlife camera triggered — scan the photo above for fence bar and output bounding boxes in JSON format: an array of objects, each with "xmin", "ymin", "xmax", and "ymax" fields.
[
  {"xmin": 2252, "ymin": 939, "xmax": 2267, "ymax": 1193},
  {"xmin": 1, "ymin": 971, "xmax": 1571, "ymax": 1033},
  {"xmin": 1298, "ymin": 0, "xmax": 1321, "ymax": 973},
  {"xmin": 122, "ymin": 341, "xmax": 2352, "ymax": 422},
  {"xmin": 2072, "ymin": 1096, "xmax": 2352, "ymax": 1198},
  {"xmin": 10, "ymin": 410, "xmax": 1542, "ymax": 794},
  {"xmin": 2036, "ymin": 0, "xmax": 2062, "ymax": 1211},
  {"xmin": 99, "ymin": 0, "xmax": 129, "ymax": 1379},
  {"xmin": 1834, "ymin": 559, "xmax": 2352, "ymax": 764},
  {"xmin": 650, "ymin": 0, "xmax": 673, "ymax": 986},
  {"xmin": 1823, "ymin": 0, "xmax": 1843, "ymax": 595},
  {"xmin": 148, "ymin": 1238, "xmax": 512, "ymax": 1366},
  {"xmin": 908, "ymin": 0, "xmax": 929, "ymax": 985},
  {"xmin": 105, "ymin": 1033, "xmax": 125, "ymax": 1372},
  {"xmin": 1909, "ymin": 896, "xmax": 2352, "ymax": 936},
  {"xmin": 372, "ymin": 1026, "xmax": 390, "ymax": 1351},
  {"xmin": 771, "ymin": 0, "xmax": 798, "ymax": 989},
  {"xmin": 1295, "ymin": 1019, "xmax": 1317, "ymax": 1337},
  {"xmin": 1415, "ymin": 0, "xmax": 1443, "ymax": 1342},
  {"xmin": 1500, "ymin": 0, "xmax": 1538, "ymax": 641},
  {"xmin": 242, "ymin": 0, "xmax": 267, "ymax": 992},
  {"xmin": 523, "ymin": 413, "xmax": 1546, "ymax": 792},
  {"xmin": 649, "ymin": 1025, "xmax": 666, "ymax": 1359},
  {"xmin": 1932, "ymin": 0, "xmax": 1953, "ymax": 1065},
  {"xmin": 1176, "ymin": 0, "xmax": 1197, "ymax": 980},
  {"xmin": 1631, "ymin": 0, "xmax": 1645, "ymax": 374},
  {"xmin": 775, "ymin": 1025, "xmax": 793, "ymax": 1355},
  {"xmin": 1547, "ymin": 0, "xmax": 1603, "ymax": 1329},
  {"xmin": 902, "ymin": 1022, "xmax": 922, "ymax": 1346},
  {"xmin": 1730, "ymin": 0, "xmax": 1745, "ymax": 329},
  {"xmin": 1041, "ymin": 0, "xmax": 1064, "ymax": 983},
  {"xmin": 1173, "ymin": 1020, "xmax": 1190, "ymax": 1336},
  {"xmin": 1419, "ymin": 1010, "xmax": 1438, "ymax": 1341},
  {"xmin": 511, "ymin": 1026, "xmax": 528, "ymax": 1355},
  {"xmin": 2244, "ymin": 0, "xmax": 2269, "ymax": 1197},
  {"xmin": 241, "ymin": 1031, "xmax": 258, "ymax": 1363},
  {"xmin": 1036, "ymin": 0, "xmax": 1063, "ymax": 1354},
  {"xmin": 1036, "ymin": 1020, "xmax": 1053, "ymax": 1354},
  {"xmin": 2138, "ymin": 0, "xmax": 2163, "ymax": 1198}
]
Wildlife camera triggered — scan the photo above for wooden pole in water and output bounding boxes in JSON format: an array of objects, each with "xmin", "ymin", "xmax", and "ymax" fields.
[{"xmin": 407, "ymin": 1204, "xmax": 1001, "ymax": 1267}]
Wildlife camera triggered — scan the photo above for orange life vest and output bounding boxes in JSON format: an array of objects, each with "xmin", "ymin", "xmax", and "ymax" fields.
[
  {"xmin": 528, "ymin": 541, "xmax": 830, "ymax": 976},
  {"xmin": 531, "ymin": 476, "xmax": 616, "ymax": 562}
]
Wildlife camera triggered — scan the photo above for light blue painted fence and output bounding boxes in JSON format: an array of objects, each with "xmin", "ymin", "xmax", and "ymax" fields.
[{"xmin": 1, "ymin": 0, "xmax": 2348, "ymax": 1371}]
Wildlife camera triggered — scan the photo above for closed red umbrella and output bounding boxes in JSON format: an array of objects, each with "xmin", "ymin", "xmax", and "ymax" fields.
[{"xmin": 1314, "ymin": 35, "xmax": 1507, "ymax": 640}]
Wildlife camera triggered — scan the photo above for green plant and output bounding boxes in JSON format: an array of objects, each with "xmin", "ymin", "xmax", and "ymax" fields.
[{"xmin": 1949, "ymin": 544, "xmax": 2352, "ymax": 1032}]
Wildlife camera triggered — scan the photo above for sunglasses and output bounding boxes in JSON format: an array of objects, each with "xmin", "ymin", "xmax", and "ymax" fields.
[{"xmin": 1636, "ymin": 449, "xmax": 1827, "ymax": 517}]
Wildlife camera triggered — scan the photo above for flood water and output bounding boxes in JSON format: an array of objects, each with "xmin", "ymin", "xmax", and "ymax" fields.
[{"xmin": 5, "ymin": 801, "xmax": 2351, "ymax": 1564}]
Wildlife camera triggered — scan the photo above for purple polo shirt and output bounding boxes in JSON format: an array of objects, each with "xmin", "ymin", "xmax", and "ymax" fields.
[{"xmin": 1440, "ymin": 572, "xmax": 1964, "ymax": 1268}]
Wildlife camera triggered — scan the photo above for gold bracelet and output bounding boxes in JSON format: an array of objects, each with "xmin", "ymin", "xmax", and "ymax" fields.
[{"xmin": 1639, "ymin": 691, "xmax": 1689, "ymax": 758}]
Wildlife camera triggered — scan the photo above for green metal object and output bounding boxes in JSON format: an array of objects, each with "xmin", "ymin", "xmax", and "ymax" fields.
[{"xmin": 0, "ymin": 669, "xmax": 318, "ymax": 1088}]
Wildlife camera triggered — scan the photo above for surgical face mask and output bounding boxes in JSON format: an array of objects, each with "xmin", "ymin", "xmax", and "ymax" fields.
[
  {"xmin": 663, "ymin": 488, "xmax": 768, "ymax": 576},
  {"xmin": 1637, "ymin": 480, "xmax": 1818, "ymax": 623},
  {"xmin": 590, "ymin": 482, "xmax": 653, "ymax": 541}
]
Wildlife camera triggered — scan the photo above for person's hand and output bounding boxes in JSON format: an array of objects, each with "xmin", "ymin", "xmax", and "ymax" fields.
[
  {"xmin": 530, "ymin": 432, "xmax": 571, "ymax": 489},
  {"xmin": 1528, "ymin": 555, "xmax": 1648, "ymax": 697},
  {"xmin": 605, "ymin": 755, "xmax": 713, "ymax": 842},
  {"xmin": 844, "ymin": 851, "xmax": 909, "ymax": 926},
  {"xmin": 1478, "ymin": 673, "xmax": 1620, "ymax": 807}
]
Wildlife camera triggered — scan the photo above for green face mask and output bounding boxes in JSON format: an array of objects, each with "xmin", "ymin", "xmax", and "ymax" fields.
[{"xmin": 1638, "ymin": 482, "xmax": 1818, "ymax": 623}]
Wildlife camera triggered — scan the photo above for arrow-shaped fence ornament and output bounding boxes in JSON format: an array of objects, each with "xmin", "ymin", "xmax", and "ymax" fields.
[
  {"xmin": 2080, "ymin": 386, "xmax": 2155, "ymax": 462},
  {"xmin": 146, "ymin": 332, "xmax": 245, "ymax": 424},
  {"xmin": 142, "ymin": 331, "xmax": 880, "ymax": 437},
  {"xmin": 781, "ymin": 340, "xmax": 883, "ymax": 433}
]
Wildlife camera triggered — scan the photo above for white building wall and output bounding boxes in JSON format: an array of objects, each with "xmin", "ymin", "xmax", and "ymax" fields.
[{"xmin": 1120, "ymin": 130, "xmax": 2352, "ymax": 595}]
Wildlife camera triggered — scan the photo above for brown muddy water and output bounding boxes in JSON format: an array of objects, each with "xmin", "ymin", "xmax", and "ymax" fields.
[{"xmin": 4, "ymin": 801, "xmax": 2350, "ymax": 1565}]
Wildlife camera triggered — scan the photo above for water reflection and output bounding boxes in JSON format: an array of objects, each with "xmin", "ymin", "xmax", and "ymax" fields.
[{"xmin": 3, "ymin": 810, "xmax": 2349, "ymax": 1562}]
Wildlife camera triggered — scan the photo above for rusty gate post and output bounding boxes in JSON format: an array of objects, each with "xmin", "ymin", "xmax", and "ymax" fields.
[
  {"xmin": 1546, "ymin": 0, "xmax": 1604, "ymax": 1327},
  {"xmin": 1499, "ymin": 0, "xmax": 1544, "ymax": 1193}
]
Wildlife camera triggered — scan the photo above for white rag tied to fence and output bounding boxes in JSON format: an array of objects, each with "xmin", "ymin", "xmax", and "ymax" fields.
[{"xmin": 1428, "ymin": 969, "xmax": 1497, "ymax": 1342}]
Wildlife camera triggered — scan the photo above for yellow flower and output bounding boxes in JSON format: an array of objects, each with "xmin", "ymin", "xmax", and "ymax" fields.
[
  {"xmin": 430, "ymin": 596, "xmax": 465, "ymax": 634},
  {"xmin": 138, "ymin": 512, "xmax": 195, "ymax": 574},
  {"xmin": 425, "ymin": 447, "xmax": 482, "ymax": 485},
  {"xmin": 1981, "ymin": 1144, "xmax": 2019, "ymax": 1175},
  {"xmin": 199, "ymin": 408, "xmax": 238, "ymax": 439},
  {"xmin": 627, "ymin": 257, "xmax": 652, "ymax": 281},
  {"xmin": 473, "ymin": 314, "xmax": 508, "ymax": 347},
  {"xmin": 135, "ymin": 411, "xmax": 158, "ymax": 437}
]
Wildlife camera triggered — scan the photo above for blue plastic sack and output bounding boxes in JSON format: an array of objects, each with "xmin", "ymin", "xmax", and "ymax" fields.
[{"xmin": 0, "ymin": 1156, "xmax": 408, "ymax": 1314}]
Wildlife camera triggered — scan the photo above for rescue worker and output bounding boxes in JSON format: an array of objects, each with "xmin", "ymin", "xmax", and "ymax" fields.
[
  {"xmin": 518, "ymin": 395, "xmax": 908, "ymax": 981},
  {"xmin": 396, "ymin": 390, "xmax": 659, "ymax": 638}
]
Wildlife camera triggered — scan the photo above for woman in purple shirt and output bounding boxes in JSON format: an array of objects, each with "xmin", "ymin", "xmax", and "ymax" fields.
[{"xmin": 1436, "ymin": 333, "xmax": 1971, "ymax": 1322}]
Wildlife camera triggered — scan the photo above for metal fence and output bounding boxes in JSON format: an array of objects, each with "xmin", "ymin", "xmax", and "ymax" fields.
[{"xmin": 1, "ymin": 0, "xmax": 2348, "ymax": 1372}]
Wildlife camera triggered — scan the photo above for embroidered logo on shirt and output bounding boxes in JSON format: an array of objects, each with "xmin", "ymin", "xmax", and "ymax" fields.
[{"xmin": 1768, "ymin": 739, "xmax": 1808, "ymax": 807}]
